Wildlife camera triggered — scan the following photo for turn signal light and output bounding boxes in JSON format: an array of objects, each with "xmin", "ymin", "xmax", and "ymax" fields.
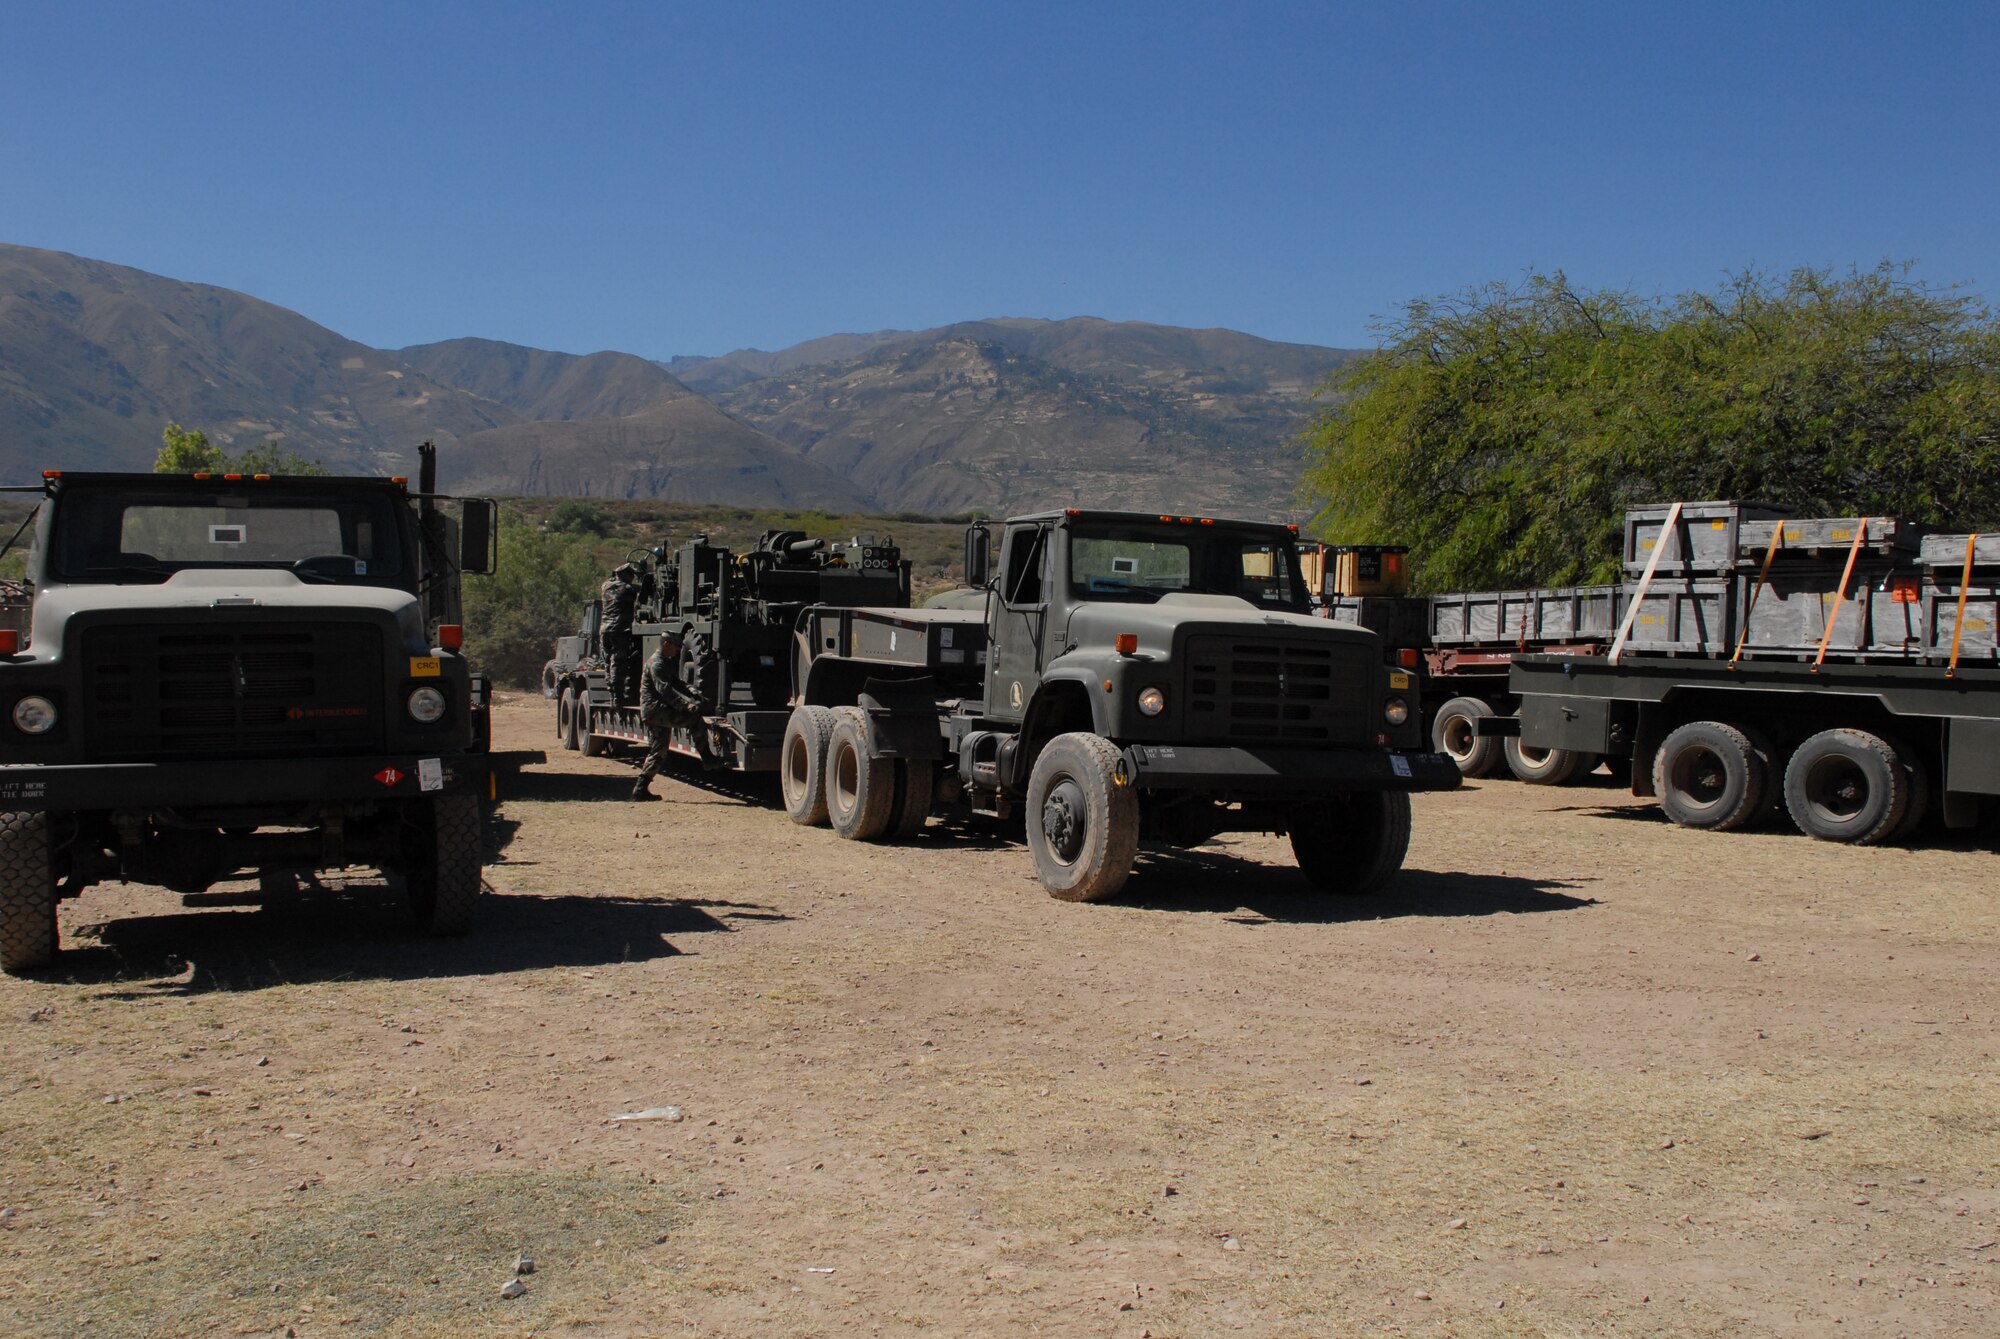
[
  {"xmin": 1114, "ymin": 634, "xmax": 1139, "ymax": 655},
  {"xmin": 438, "ymin": 624, "xmax": 465, "ymax": 651},
  {"xmin": 0, "ymin": 630, "xmax": 17, "ymax": 655}
]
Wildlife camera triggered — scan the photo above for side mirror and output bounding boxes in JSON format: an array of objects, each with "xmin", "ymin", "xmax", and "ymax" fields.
[
  {"xmin": 459, "ymin": 499, "xmax": 496, "ymax": 574},
  {"xmin": 964, "ymin": 522, "xmax": 991, "ymax": 588}
]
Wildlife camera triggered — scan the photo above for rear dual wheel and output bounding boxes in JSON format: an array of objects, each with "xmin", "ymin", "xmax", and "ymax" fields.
[
  {"xmin": 1653, "ymin": 721, "xmax": 1771, "ymax": 831},
  {"xmin": 1431, "ymin": 697, "xmax": 1501, "ymax": 778},
  {"xmin": 1783, "ymin": 728, "xmax": 1919, "ymax": 846}
]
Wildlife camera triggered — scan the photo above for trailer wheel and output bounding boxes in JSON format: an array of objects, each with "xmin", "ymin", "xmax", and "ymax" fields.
[
  {"xmin": 825, "ymin": 708, "xmax": 894, "ymax": 842},
  {"xmin": 1503, "ymin": 737, "xmax": 1585, "ymax": 785},
  {"xmin": 781, "ymin": 706, "xmax": 837, "ymax": 827},
  {"xmin": 0, "ymin": 810, "xmax": 57, "ymax": 973},
  {"xmin": 890, "ymin": 759, "xmax": 935, "ymax": 839},
  {"xmin": 1653, "ymin": 721, "xmax": 1767, "ymax": 831},
  {"xmin": 1432, "ymin": 697, "xmax": 1500, "ymax": 777},
  {"xmin": 558, "ymin": 686, "xmax": 581, "ymax": 751},
  {"xmin": 1026, "ymin": 733, "xmax": 1139, "ymax": 902},
  {"xmin": 405, "ymin": 794, "xmax": 482, "ymax": 935},
  {"xmin": 1291, "ymin": 792, "xmax": 1412, "ymax": 896},
  {"xmin": 580, "ymin": 705, "xmax": 609, "ymax": 758},
  {"xmin": 1884, "ymin": 734, "xmax": 1931, "ymax": 843},
  {"xmin": 1783, "ymin": 728, "xmax": 1909, "ymax": 845}
]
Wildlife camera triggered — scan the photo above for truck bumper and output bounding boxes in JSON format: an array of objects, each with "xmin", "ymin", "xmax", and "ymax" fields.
[
  {"xmin": 0, "ymin": 753, "xmax": 486, "ymax": 812},
  {"xmin": 1118, "ymin": 745, "xmax": 1462, "ymax": 794}
]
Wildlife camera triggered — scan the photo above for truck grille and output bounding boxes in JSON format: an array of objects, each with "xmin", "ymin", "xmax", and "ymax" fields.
[
  {"xmin": 1184, "ymin": 634, "xmax": 1373, "ymax": 744},
  {"xmin": 82, "ymin": 622, "xmax": 386, "ymax": 761}
]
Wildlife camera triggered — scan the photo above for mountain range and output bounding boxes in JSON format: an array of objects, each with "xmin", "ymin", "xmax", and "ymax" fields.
[{"xmin": 0, "ymin": 242, "xmax": 1358, "ymax": 517}]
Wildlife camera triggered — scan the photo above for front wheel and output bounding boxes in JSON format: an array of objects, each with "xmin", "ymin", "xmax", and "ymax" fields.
[
  {"xmin": 1290, "ymin": 792, "xmax": 1412, "ymax": 896},
  {"xmin": 0, "ymin": 810, "xmax": 57, "ymax": 973},
  {"xmin": 1025, "ymin": 733, "xmax": 1139, "ymax": 902},
  {"xmin": 407, "ymin": 794, "xmax": 482, "ymax": 935}
]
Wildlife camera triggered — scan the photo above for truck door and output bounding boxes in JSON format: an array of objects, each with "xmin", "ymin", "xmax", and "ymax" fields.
[{"xmin": 986, "ymin": 521, "xmax": 1050, "ymax": 724}]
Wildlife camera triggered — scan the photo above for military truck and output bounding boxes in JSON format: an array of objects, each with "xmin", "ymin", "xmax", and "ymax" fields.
[
  {"xmin": 547, "ymin": 528, "xmax": 910, "ymax": 767},
  {"xmin": 0, "ymin": 448, "xmax": 496, "ymax": 972},
  {"xmin": 779, "ymin": 509, "xmax": 1460, "ymax": 901}
]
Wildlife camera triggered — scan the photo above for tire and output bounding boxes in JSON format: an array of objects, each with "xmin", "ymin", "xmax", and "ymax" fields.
[
  {"xmin": 407, "ymin": 794, "xmax": 481, "ymax": 935},
  {"xmin": 781, "ymin": 706, "xmax": 837, "ymax": 827},
  {"xmin": 825, "ymin": 708, "xmax": 894, "ymax": 842},
  {"xmin": 1290, "ymin": 791, "xmax": 1412, "ymax": 896},
  {"xmin": 1884, "ymin": 734, "xmax": 1931, "ymax": 843},
  {"xmin": 1025, "ymin": 733, "xmax": 1140, "ymax": 902},
  {"xmin": 890, "ymin": 759, "xmax": 935, "ymax": 840},
  {"xmin": 1652, "ymin": 721, "xmax": 1768, "ymax": 831},
  {"xmin": 1783, "ymin": 728, "xmax": 1909, "ymax": 845},
  {"xmin": 0, "ymin": 810, "xmax": 57, "ymax": 973},
  {"xmin": 580, "ymin": 702, "xmax": 609, "ymax": 758},
  {"xmin": 1503, "ymin": 737, "xmax": 1586, "ymax": 785},
  {"xmin": 1431, "ymin": 697, "xmax": 1500, "ymax": 778},
  {"xmin": 541, "ymin": 661, "xmax": 561, "ymax": 699},
  {"xmin": 558, "ymin": 687, "xmax": 581, "ymax": 751}
]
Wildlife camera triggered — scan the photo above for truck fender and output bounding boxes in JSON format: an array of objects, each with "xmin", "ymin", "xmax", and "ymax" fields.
[{"xmin": 855, "ymin": 677, "xmax": 945, "ymax": 761}]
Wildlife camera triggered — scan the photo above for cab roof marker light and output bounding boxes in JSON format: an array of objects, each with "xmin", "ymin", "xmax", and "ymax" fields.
[
  {"xmin": 1199, "ymin": 517, "xmax": 1215, "ymax": 526},
  {"xmin": 1065, "ymin": 507, "xmax": 1081, "ymax": 516},
  {"xmin": 1158, "ymin": 515, "xmax": 1173, "ymax": 523},
  {"xmin": 253, "ymin": 473, "xmax": 271, "ymax": 481},
  {"xmin": 223, "ymin": 473, "xmax": 242, "ymax": 481},
  {"xmin": 1288, "ymin": 524, "xmax": 1300, "ymax": 534},
  {"xmin": 192, "ymin": 472, "xmax": 211, "ymax": 480},
  {"xmin": 390, "ymin": 476, "xmax": 408, "ymax": 484},
  {"xmin": 41, "ymin": 470, "xmax": 59, "ymax": 479},
  {"xmin": 1179, "ymin": 516, "xmax": 1195, "ymax": 524}
]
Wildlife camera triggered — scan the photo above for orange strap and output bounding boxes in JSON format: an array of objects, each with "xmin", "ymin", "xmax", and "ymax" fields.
[
  {"xmin": 1811, "ymin": 517, "xmax": 1870, "ymax": 673},
  {"xmin": 1947, "ymin": 533, "xmax": 1979, "ymax": 679},
  {"xmin": 1729, "ymin": 523, "xmax": 1786, "ymax": 669}
]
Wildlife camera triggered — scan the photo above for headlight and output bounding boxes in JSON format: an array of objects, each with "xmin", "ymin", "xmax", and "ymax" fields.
[
  {"xmin": 11, "ymin": 695, "xmax": 56, "ymax": 734},
  {"xmin": 1137, "ymin": 686, "xmax": 1166, "ymax": 716},
  {"xmin": 1383, "ymin": 696, "xmax": 1410, "ymax": 726},
  {"xmin": 407, "ymin": 686, "xmax": 447, "ymax": 723}
]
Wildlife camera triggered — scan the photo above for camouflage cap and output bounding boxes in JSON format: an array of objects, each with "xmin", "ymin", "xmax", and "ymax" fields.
[{"xmin": 614, "ymin": 562, "xmax": 638, "ymax": 578}]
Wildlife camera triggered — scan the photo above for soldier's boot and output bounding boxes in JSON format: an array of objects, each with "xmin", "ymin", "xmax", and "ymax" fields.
[{"xmin": 630, "ymin": 781, "xmax": 659, "ymax": 801}]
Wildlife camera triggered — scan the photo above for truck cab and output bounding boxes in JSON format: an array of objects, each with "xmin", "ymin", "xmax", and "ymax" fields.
[{"xmin": 0, "ymin": 465, "xmax": 496, "ymax": 972}]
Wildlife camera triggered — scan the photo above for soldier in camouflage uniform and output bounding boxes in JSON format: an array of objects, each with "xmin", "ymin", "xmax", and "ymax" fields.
[
  {"xmin": 599, "ymin": 563, "xmax": 641, "ymax": 704},
  {"xmin": 631, "ymin": 625, "xmax": 719, "ymax": 800}
]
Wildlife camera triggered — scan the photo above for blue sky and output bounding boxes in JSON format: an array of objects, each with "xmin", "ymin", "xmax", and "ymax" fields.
[{"xmin": 3, "ymin": 2, "xmax": 1994, "ymax": 359}]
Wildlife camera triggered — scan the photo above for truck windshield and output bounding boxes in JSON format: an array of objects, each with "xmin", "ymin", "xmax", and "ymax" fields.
[
  {"xmin": 48, "ymin": 487, "xmax": 409, "ymax": 585},
  {"xmin": 1068, "ymin": 526, "xmax": 1308, "ymax": 611}
]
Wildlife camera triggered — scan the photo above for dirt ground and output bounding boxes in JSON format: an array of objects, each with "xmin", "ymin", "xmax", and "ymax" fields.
[{"xmin": 4, "ymin": 692, "xmax": 1999, "ymax": 1338}]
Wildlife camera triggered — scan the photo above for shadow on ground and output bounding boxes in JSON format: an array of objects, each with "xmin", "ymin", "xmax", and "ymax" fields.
[
  {"xmin": 51, "ymin": 879, "xmax": 781, "ymax": 996},
  {"xmin": 1122, "ymin": 843, "xmax": 1599, "ymax": 923}
]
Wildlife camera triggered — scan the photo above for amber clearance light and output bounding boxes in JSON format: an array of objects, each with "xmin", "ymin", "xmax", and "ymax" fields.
[
  {"xmin": 0, "ymin": 629, "xmax": 17, "ymax": 655},
  {"xmin": 1114, "ymin": 634, "xmax": 1139, "ymax": 655},
  {"xmin": 438, "ymin": 624, "xmax": 465, "ymax": 651}
]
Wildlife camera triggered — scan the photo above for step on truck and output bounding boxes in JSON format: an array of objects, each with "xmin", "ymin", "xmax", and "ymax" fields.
[
  {"xmin": 780, "ymin": 509, "xmax": 1460, "ymax": 901},
  {"xmin": 0, "ymin": 447, "xmax": 497, "ymax": 972},
  {"xmin": 1490, "ymin": 501, "xmax": 2000, "ymax": 842}
]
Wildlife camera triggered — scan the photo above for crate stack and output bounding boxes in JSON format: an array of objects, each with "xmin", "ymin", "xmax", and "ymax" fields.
[{"xmin": 1618, "ymin": 501, "xmax": 1996, "ymax": 665}]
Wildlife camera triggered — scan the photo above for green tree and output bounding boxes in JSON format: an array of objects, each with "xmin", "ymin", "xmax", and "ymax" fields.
[
  {"xmin": 231, "ymin": 440, "xmax": 329, "ymax": 476},
  {"xmin": 460, "ymin": 515, "xmax": 608, "ymax": 688},
  {"xmin": 1300, "ymin": 265, "xmax": 2000, "ymax": 590},
  {"xmin": 154, "ymin": 424, "xmax": 328, "ymax": 476},
  {"xmin": 155, "ymin": 423, "xmax": 227, "ymax": 473},
  {"xmin": 545, "ymin": 499, "xmax": 609, "ymax": 536}
]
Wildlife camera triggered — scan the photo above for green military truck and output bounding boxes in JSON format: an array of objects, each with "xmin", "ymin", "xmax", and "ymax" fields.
[
  {"xmin": 779, "ymin": 509, "xmax": 1461, "ymax": 901},
  {"xmin": 0, "ymin": 453, "xmax": 496, "ymax": 972}
]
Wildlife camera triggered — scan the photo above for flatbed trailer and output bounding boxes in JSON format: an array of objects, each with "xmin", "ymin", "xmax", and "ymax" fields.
[{"xmin": 1497, "ymin": 651, "xmax": 2000, "ymax": 841}]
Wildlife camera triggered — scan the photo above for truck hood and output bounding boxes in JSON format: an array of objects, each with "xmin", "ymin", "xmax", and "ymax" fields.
[
  {"xmin": 1063, "ymin": 592, "xmax": 1375, "ymax": 649},
  {"xmin": 29, "ymin": 571, "xmax": 432, "ymax": 656}
]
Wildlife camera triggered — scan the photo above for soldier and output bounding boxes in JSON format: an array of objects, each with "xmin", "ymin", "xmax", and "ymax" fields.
[
  {"xmin": 599, "ymin": 563, "xmax": 641, "ymax": 704},
  {"xmin": 631, "ymin": 625, "xmax": 719, "ymax": 800}
]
